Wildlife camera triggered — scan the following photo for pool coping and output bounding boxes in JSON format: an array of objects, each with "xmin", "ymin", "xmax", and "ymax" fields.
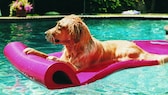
[{"xmin": 1, "ymin": 14, "xmax": 168, "ymax": 22}]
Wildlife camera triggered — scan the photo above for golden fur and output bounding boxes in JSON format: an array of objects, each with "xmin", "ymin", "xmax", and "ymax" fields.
[{"xmin": 24, "ymin": 14, "xmax": 168, "ymax": 71}]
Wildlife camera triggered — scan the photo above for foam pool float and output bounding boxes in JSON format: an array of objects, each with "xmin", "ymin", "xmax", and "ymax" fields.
[{"xmin": 3, "ymin": 40, "xmax": 168, "ymax": 89}]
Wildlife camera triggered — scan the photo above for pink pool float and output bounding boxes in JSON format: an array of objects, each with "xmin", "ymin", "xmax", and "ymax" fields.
[{"xmin": 3, "ymin": 40, "xmax": 168, "ymax": 89}]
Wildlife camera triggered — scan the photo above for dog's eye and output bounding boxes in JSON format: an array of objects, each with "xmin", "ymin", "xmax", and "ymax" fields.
[{"xmin": 57, "ymin": 25, "xmax": 62, "ymax": 30}]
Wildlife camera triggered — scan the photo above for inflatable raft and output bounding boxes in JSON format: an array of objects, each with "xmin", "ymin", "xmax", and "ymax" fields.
[{"xmin": 3, "ymin": 40, "xmax": 168, "ymax": 89}]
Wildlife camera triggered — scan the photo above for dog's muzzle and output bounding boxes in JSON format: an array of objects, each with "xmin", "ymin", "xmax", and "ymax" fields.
[{"xmin": 45, "ymin": 32, "xmax": 60, "ymax": 43}]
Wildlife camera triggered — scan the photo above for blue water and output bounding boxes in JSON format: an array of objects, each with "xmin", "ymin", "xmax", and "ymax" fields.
[{"xmin": 1, "ymin": 19, "xmax": 168, "ymax": 95}]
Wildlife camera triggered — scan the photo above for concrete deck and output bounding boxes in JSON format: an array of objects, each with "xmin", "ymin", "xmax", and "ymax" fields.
[{"xmin": 1, "ymin": 14, "xmax": 168, "ymax": 21}]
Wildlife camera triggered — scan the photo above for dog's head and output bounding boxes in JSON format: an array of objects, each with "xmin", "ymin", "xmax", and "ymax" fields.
[{"xmin": 45, "ymin": 14, "xmax": 91, "ymax": 45}]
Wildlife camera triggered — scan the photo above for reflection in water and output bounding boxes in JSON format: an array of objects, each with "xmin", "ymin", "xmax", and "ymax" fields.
[
  {"xmin": 0, "ymin": 22, "xmax": 33, "ymax": 49},
  {"xmin": 9, "ymin": 23, "xmax": 33, "ymax": 43}
]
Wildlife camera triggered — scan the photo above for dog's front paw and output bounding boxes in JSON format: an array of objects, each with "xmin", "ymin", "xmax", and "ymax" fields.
[
  {"xmin": 46, "ymin": 56, "xmax": 59, "ymax": 61},
  {"xmin": 23, "ymin": 48, "xmax": 36, "ymax": 54},
  {"xmin": 46, "ymin": 56, "xmax": 65, "ymax": 63}
]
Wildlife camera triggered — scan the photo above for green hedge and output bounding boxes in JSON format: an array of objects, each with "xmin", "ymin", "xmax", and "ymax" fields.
[{"xmin": 86, "ymin": 0, "xmax": 145, "ymax": 13}]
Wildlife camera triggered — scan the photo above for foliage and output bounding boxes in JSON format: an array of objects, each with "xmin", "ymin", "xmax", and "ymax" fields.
[{"xmin": 88, "ymin": 0, "xmax": 144, "ymax": 13}]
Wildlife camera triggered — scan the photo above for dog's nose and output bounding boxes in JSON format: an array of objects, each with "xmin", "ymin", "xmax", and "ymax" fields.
[{"xmin": 44, "ymin": 31, "xmax": 47, "ymax": 35}]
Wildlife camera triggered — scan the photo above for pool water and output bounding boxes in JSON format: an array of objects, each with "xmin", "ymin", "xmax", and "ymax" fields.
[{"xmin": 1, "ymin": 19, "xmax": 168, "ymax": 95}]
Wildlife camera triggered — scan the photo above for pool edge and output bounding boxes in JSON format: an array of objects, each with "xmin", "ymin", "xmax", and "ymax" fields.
[{"xmin": 1, "ymin": 14, "xmax": 168, "ymax": 22}]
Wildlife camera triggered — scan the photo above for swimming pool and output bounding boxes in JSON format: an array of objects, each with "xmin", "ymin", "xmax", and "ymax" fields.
[{"xmin": 1, "ymin": 18, "xmax": 168, "ymax": 95}]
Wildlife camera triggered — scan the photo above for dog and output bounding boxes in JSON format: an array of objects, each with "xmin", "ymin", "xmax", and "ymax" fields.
[{"xmin": 23, "ymin": 14, "xmax": 168, "ymax": 71}]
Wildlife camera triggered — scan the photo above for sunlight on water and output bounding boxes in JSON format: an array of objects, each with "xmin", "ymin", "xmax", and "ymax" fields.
[{"xmin": 1, "ymin": 19, "xmax": 168, "ymax": 95}]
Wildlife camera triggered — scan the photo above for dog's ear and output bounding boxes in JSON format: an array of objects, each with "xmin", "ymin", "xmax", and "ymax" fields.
[{"xmin": 72, "ymin": 22, "xmax": 82, "ymax": 43}]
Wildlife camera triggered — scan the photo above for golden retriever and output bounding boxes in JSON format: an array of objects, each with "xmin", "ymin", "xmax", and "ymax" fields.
[{"xmin": 23, "ymin": 14, "xmax": 168, "ymax": 71}]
